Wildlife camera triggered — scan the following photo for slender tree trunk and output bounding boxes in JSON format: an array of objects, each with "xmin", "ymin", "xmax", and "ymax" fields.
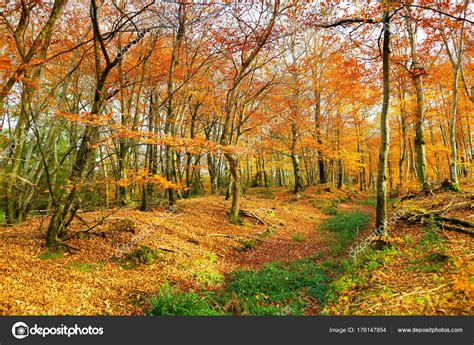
[
  {"xmin": 5, "ymin": 105, "xmax": 27, "ymax": 224},
  {"xmin": 141, "ymin": 94, "xmax": 155, "ymax": 211},
  {"xmin": 439, "ymin": 0, "xmax": 468, "ymax": 184},
  {"xmin": 226, "ymin": 153, "xmax": 241, "ymax": 223},
  {"xmin": 314, "ymin": 90, "xmax": 327, "ymax": 184},
  {"xmin": 220, "ymin": 1, "xmax": 279, "ymax": 222},
  {"xmin": 406, "ymin": 2, "xmax": 429, "ymax": 189},
  {"xmin": 375, "ymin": 5, "xmax": 391, "ymax": 233},
  {"xmin": 291, "ymin": 123, "xmax": 303, "ymax": 194},
  {"xmin": 449, "ymin": 64, "xmax": 459, "ymax": 184},
  {"xmin": 428, "ymin": 119, "xmax": 441, "ymax": 178},
  {"xmin": 99, "ymin": 146, "xmax": 109, "ymax": 208},
  {"xmin": 164, "ymin": 5, "xmax": 185, "ymax": 208}
]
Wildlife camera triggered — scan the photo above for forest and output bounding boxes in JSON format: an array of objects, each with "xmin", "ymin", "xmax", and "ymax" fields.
[{"xmin": 0, "ymin": 0, "xmax": 473, "ymax": 316}]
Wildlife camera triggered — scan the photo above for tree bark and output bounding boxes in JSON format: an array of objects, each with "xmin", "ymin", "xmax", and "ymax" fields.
[
  {"xmin": 406, "ymin": 3, "xmax": 429, "ymax": 189},
  {"xmin": 375, "ymin": 4, "xmax": 391, "ymax": 233}
]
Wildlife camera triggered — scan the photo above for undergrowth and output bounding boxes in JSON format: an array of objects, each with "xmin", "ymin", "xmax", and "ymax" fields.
[
  {"xmin": 320, "ymin": 210, "xmax": 370, "ymax": 255},
  {"xmin": 149, "ymin": 283, "xmax": 223, "ymax": 316},
  {"xmin": 148, "ymin": 209, "xmax": 374, "ymax": 315},
  {"xmin": 149, "ymin": 260, "xmax": 332, "ymax": 316},
  {"xmin": 224, "ymin": 260, "xmax": 330, "ymax": 315},
  {"xmin": 65, "ymin": 261, "xmax": 104, "ymax": 273},
  {"xmin": 39, "ymin": 249, "xmax": 64, "ymax": 260},
  {"xmin": 117, "ymin": 245, "xmax": 164, "ymax": 269}
]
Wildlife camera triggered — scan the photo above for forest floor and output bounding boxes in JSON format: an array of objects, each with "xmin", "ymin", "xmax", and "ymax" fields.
[
  {"xmin": 323, "ymin": 184, "xmax": 474, "ymax": 315},
  {"xmin": 1, "ymin": 182, "xmax": 472, "ymax": 315}
]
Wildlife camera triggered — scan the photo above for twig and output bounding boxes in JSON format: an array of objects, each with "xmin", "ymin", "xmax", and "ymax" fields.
[
  {"xmin": 158, "ymin": 246, "xmax": 176, "ymax": 253},
  {"xmin": 63, "ymin": 208, "xmax": 121, "ymax": 241},
  {"xmin": 396, "ymin": 283, "xmax": 450, "ymax": 299},
  {"xmin": 207, "ymin": 233, "xmax": 236, "ymax": 239}
]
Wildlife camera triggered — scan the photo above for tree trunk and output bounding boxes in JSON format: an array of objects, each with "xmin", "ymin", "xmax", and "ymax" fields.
[
  {"xmin": 226, "ymin": 153, "xmax": 241, "ymax": 224},
  {"xmin": 219, "ymin": 1, "xmax": 280, "ymax": 222},
  {"xmin": 406, "ymin": 3, "xmax": 429, "ymax": 189},
  {"xmin": 375, "ymin": 5, "xmax": 391, "ymax": 234},
  {"xmin": 291, "ymin": 123, "xmax": 303, "ymax": 194},
  {"xmin": 314, "ymin": 90, "xmax": 327, "ymax": 184},
  {"xmin": 449, "ymin": 65, "xmax": 459, "ymax": 184},
  {"xmin": 428, "ymin": 119, "xmax": 441, "ymax": 178},
  {"xmin": 164, "ymin": 5, "xmax": 185, "ymax": 208}
]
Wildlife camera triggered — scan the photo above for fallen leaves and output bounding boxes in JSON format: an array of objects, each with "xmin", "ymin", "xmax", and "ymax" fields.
[
  {"xmin": 323, "ymin": 188, "xmax": 474, "ymax": 316},
  {"xmin": 1, "ymin": 187, "xmax": 472, "ymax": 316}
]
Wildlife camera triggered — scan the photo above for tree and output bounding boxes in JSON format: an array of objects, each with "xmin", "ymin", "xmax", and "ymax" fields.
[
  {"xmin": 315, "ymin": 1, "xmax": 393, "ymax": 232},
  {"xmin": 1, "ymin": 0, "xmax": 68, "ymax": 223},
  {"xmin": 375, "ymin": 2, "xmax": 391, "ymax": 233},
  {"xmin": 46, "ymin": 0, "xmax": 151, "ymax": 247},
  {"xmin": 218, "ymin": 1, "xmax": 281, "ymax": 223},
  {"xmin": 437, "ymin": 0, "xmax": 470, "ymax": 185},
  {"xmin": 405, "ymin": 1, "xmax": 430, "ymax": 190}
]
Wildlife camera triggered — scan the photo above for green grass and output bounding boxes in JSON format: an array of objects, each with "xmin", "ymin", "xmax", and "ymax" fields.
[
  {"xmin": 358, "ymin": 197, "xmax": 397, "ymax": 208},
  {"xmin": 236, "ymin": 238, "xmax": 257, "ymax": 252},
  {"xmin": 420, "ymin": 229, "xmax": 443, "ymax": 247},
  {"xmin": 406, "ymin": 253, "xmax": 449, "ymax": 273},
  {"xmin": 403, "ymin": 235, "xmax": 414, "ymax": 246},
  {"xmin": 204, "ymin": 253, "xmax": 218, "ymax": 264},
  {"xmin": 358, "ymin": 198, "xmax": 377, "ymax": 208},
  {"xmin": 419, "ymin": 215, "xmax": 445, "ymax": 251},
  {"xmin": 324, "ymin": 246, "xmax": 398, "ymax": 307},
  {"xmin": 193, "ymin": 268, "xmax": 225, "ymax": 287},
  {"xmin": 65, "ymin": 261, "xmax": 103, "ymax": 273},
  {"xmin": 319, "ymin": 207, "xmax": 451, "ymax": 313},
  {"xmin": 310, "ymin": 199, "xmax": 338, "ymax": 215},
  {"xmin": 333, "ymin": 197, "xmax": 347, "ymax": 203},
  {"xmin": 320, "ymin": 211, "xmax": 370, "ymax": 255},
  {"xmin": 225, "ymin": 260, "xmax": 329, "ymax": 315},
  {"xmin": 39, "ymin": 249, "xmax": 64, "ymax": 260},
  {"xmin": 149, "ymin": 283, "xmax": 223, "ymax": 316},
  {"xmin": 148, "ymin": 209, "xmax": 375, "ymax": 316},
  {"xmin": 292, "ymin": 233, "xmax": 304, "ymax": 242},
  {"xmin": 322, "ymin": 204, "xmax": 339, "ymax": 215},
  {"xmin": 256, "ymin": 189, "xmax": 276, "ymax": 199},
  {"xmin": 117, "ymin": 245, "xmax": 164, "ymax": 269},
  {"xmin": 149, "ymin": 260, "xmax": 331, "ymax": 316}
]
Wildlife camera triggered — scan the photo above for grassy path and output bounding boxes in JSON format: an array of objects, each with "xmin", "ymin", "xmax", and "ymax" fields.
[{"xmin": 148, "ymin": 190, "xmax": 376, "ymax": 315}]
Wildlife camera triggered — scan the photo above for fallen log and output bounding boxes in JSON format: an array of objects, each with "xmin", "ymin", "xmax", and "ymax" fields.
[
  {"xmin": 254, "ymin": 228, "xmax": 276, "ymax": 237},
  {"xmin": 432, "ymin": 201, "xmax": 472, "ymax": 215},
  {"xmin": 236, "ymin": 209, "xmax": 279, "ymax": 229},
  {"xmin": 438, "ymin": 215, "xmax": 474, "ymax": 228},
  {"xmin": 238, "ymin": 209, "xmax": 266, "ymax": 225},
  {"xmin": 439, "ymin": 223, "xmax": 474, "ymax": 236},
  {"xmin": 400, "ymin": 207, "xmax": 474, "ymax": 237}
]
